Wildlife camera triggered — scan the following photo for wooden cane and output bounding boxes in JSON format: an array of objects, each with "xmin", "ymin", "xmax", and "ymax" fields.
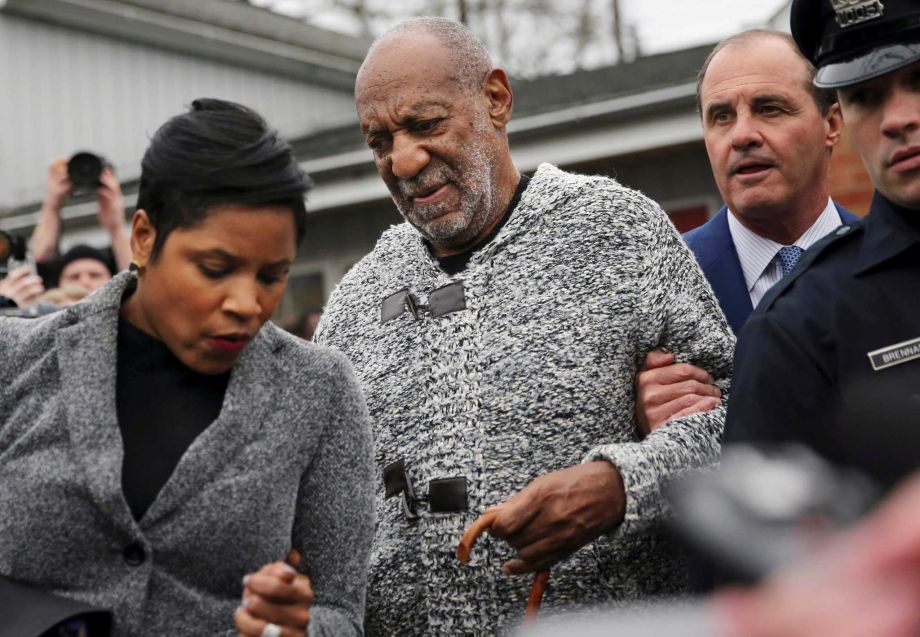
[{"xmin": 457, "ymin": 510, "xmax": 550, "ymax": 622}]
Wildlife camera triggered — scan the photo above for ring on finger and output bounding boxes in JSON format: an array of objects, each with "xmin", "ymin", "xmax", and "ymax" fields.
[{"xmin": 261, "ymin": 622, "xmax": 282, "ymax": 637}]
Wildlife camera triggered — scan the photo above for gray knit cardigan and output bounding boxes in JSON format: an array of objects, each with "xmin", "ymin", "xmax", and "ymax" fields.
[
  {"xmin": 316, "ymin": 164, "xmax": 735, "ymax": 636},
  {"xmin": 0, "ymin": 273, "xmax": 375, "ymax": 636}
]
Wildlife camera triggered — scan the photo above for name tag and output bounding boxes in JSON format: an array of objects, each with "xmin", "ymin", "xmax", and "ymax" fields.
[{"xmin": 867, "ymin": 336, "xmax": 920, "ymax": 371}]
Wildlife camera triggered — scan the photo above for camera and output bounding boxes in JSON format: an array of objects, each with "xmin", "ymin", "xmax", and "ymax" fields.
[
  {"xmin": 0, "ymin": 229, "xmax": 60, "ymax": 318},
  {"xmin": 0, "ymin": 229, "xmax": 28, "ymax": 277},
  {"xmin": 67, "ymin": 152, "xmax": 108, "ymax": 193},
  {"xmin": 667, "ymin": 444, "xmax": 879, "ymax": 582}
]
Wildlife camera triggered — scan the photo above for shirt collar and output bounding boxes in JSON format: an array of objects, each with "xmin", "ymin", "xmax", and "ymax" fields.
[
  {"xmin": 855, "ymin": 191, "xmax": 920, "ymax": 275},
  {"xmin": 432, "ymin": 174, "xmax": 530, "ymax": 275},
  {"xmin": 727, "ymin": 198, "xmax": 841, "ymax": 292}
]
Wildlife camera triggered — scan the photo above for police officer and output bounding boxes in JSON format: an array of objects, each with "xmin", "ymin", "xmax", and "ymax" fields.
[{"xmin": 722, "ymin": 0, "xmax": 920, "ymax": 489}]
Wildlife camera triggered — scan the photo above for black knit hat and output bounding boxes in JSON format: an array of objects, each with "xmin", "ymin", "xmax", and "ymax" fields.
[
  {"xmin": 57, "ymin": 244, "xmax": 116, "ymax": 278},
  {"xmin": 792, "ymin": 0, "xmax": 920, "ymax": 88}
]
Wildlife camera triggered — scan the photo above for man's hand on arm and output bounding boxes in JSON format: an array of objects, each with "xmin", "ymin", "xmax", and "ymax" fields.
[
  {"xmin": 636, "ymin": 349, "xmax": 722, "ymax": 436},
  {"xmin": 487, "ymin": 461, "xmax": 626, "ymax": 575}
]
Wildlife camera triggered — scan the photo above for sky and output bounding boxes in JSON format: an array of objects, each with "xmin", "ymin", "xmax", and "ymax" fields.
[
  {"xmin": 257, "ymin": 0, "xmax": 791, "ymax": 55},
  {"xmin": 253, "ymin": 0, "xmax": 791, "ymax": 77},
  {"xmin": 625, "ymin": 0, "xmax": 789, "ymax": 54}
]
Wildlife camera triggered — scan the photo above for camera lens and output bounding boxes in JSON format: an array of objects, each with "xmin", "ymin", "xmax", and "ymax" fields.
[
  {"xmin": 67, "ymin": 152, "xmax": 105, "ymax": 189},
  {"xmin": 0, "ymin": 230, "xmax": 27, "ymax": 277}
]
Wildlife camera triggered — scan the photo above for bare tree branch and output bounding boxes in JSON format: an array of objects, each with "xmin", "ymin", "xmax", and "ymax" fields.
[
  {"xmin": 611, "ymin": 0, "xmax": 625, "ymax": 62},
  {"xmin": 255, "ymin": 0, "xmax": 644, "ymax": 76}
]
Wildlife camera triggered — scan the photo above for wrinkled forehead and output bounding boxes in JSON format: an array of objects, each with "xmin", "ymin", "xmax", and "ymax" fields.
[
  {"xmin": 702, "ymin": 39, "xmax": 811, "ymax": 104},
  {"xmin": 355, "ymin": 36, "xmax": 467, "ymax": 112}
]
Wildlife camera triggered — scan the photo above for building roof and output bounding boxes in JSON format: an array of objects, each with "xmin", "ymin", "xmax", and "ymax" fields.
[
  {"xmin": 0, "ymin": 0, "xmax": 371, "ymax": 90},
  {"xmin": 294, "ymin": 42, "xmax": 713, "ymax": 177},
  {"xmin": 0, "ymin": 0, "xmax": 371, "ymax": 221},
  {"xmin": 2, "ymin": 36, "xmax": 714, "ymax": 224},
  {"xmin": 512, "ymin": 42, "xmax": 711, "ymax": 118}
]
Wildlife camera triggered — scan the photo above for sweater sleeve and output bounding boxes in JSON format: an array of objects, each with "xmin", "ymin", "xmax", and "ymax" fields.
[
  {"xmin": 585, "ymin": 195, "xmax": 735, "ymax": 536},
  {"xmin": 293, "ymin": 350, "xmax": 375, "ymax": 637}
]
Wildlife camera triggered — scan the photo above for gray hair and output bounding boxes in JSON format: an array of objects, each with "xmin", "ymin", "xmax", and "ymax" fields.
[
  {"xmin": 696, "ymin": 29, "xmax": 837, "ymax": 116},
  {"xmin": 367, "ymin": 17, "xmax": 493, "ymax": 93}
]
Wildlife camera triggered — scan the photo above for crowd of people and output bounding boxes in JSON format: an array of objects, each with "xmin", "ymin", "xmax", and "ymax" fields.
[
  {"xmin": 0, "ymin": 158, "xmax": 128, "ymax": 314},
  {"xmin": 0, "ymin": 0, "xmax": 918, "ymax": 635}
]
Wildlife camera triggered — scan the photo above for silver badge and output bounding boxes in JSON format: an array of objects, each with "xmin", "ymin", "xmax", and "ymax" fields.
[
  {"xmin": 830, "ymin": 0, "xmax": 885, "ymax": 28},
  {"xmin": 867, "ymin": 336, "xmax": 920, "ymax": 371}
]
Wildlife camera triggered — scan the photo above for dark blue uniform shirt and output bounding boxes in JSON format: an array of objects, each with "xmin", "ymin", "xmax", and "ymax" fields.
[{"xmin": 724, "ymin": 192, "xmax": 920, "ymax": 489}]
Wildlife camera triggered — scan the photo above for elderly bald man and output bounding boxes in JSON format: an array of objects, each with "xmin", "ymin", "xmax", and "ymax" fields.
[{"xmin": 315, "ymin": 17, "xmax": 734, "ymax": 636}]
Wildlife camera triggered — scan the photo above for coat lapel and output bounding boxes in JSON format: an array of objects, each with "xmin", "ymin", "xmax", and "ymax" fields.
[
  {"xmin": 140, "ymin": 325, "xmax": 282, "ymax": 528},
  {"xmin": 54, "ymin": 272, "xmax": 284, "ymax": 530},
  {"xmin": 55, "ymin": 274, "xmax": 137, "ymax": 532}
]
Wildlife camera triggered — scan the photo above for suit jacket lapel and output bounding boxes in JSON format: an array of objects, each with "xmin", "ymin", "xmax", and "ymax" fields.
[
  {"xmin": 689, "ymin": 208, "xmax": 753, "ymax": 335},
  {"xmin": 835, "ymin": 202, "xmax": 861, "ymax": 225},
  {"xmin": 140, "ymin": 325, "xmax": 281, "ymax": 527},
  {"xmin": 690, "ymin": 204, "xmax": 857, "ymax": 335}
]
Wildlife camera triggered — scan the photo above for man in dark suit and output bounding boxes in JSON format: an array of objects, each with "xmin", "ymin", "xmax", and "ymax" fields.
[
  {"xmin": 685, "ymin": 29, "xmax": 860, "ymax": 336},
  {"xmin": 724, "ymin": 0, "xmax": 920, "ymax": 489},
  {"xmin": 637, "ymin": 29, "xmax": 860, "ymax": 433}
]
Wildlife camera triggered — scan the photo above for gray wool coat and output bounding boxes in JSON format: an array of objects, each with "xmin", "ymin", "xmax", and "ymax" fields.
[
  {"xmin": 0, "ymin": 273, "xmax": 375, "ymax": 636},
  {"xmin": 316, "ymin": 164, "xmax": 736, "ymax": 636}
]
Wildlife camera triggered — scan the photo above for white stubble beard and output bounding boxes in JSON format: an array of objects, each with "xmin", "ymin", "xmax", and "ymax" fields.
[{"xmin": 392, "ymin": 114, "xmax": 498, "ymax": 249}]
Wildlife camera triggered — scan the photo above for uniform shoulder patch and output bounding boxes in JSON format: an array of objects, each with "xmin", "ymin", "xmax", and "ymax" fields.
[{"xmin": 756, "ymin": 221, "xmax": 864, "ymax": 314}]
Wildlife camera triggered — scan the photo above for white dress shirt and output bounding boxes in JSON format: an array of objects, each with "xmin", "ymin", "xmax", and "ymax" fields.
[{"xmin": 727, "ymin": 198, "xmax": 844, "ymax": 307}]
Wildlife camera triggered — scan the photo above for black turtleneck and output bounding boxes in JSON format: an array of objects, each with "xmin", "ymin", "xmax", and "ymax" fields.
[
  {"xmin": 116, "ymin": 317, "xmax": 229, "ymax": 520},
  {"xmin": 435, "ymin": 174, "xmax": 530, "ymax": 275}
]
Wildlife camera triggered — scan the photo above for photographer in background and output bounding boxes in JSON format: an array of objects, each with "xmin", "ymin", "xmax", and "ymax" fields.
[
  {"xmin": 1, "ymin": 157, "xmax": 128, "ymax": 311},
  {"xmin": 283, "ymin": 306, "xmax": 323, "ymax": 341},
  {"xmin": 0, "ymin": 229, "xmax": 42, "ymax": 309},
  {"xmin": 31, "ymin": 157, "xmax": 132, "ymax": 284},
  {"xmin": 55, "ymin": 244, "xmax": 116, "ymax": 293}
]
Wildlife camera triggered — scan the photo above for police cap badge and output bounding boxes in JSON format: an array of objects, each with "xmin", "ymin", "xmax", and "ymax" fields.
[{"xmin": 791, "ymin": 0, "xmax": 920, "ymax": 87}]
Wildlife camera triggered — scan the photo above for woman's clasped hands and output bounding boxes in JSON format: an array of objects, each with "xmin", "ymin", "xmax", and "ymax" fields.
[{"xmin": 235, "ymin": 550, "xmax": 313, "ymax": 637}]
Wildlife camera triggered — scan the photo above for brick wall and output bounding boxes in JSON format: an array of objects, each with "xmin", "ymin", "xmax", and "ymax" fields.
[{"xmin": 829, "ymin": 129, "xmax": 874, "ymax": 216}]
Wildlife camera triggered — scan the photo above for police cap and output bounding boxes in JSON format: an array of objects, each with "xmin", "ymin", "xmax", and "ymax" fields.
[{"xmin": 791, "ymin": 0, "xmax": 920, "ymax": 88}]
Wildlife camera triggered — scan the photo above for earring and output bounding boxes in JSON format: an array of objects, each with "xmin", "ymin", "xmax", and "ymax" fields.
[{"xmin": 129, "ymin": 261, "xmax": 146, "ymax": 276}]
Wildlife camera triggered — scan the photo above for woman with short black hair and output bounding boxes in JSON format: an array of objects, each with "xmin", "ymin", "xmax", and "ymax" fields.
[{"xmin": 0, "ymin": 99, "xmax": 374, "ymax": 637}]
